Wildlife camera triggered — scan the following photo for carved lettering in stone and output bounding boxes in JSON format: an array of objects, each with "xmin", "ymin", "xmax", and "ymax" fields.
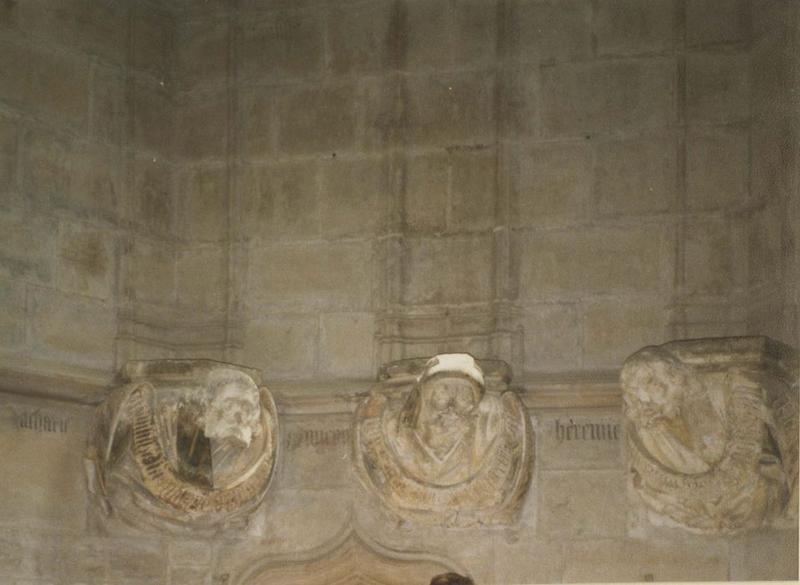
[
  {"xmin": 286, "ymin": 428, "xmax": 352, "ymax": 451},
  {"xmin": 621, "ymin": 337, "xmax": 799, "ymax": 533},
  {"xmin": 554, "ymin": 418, "xmax": 620, "ymax": 442},
  {"xmin": 354, "ymin": 353, "xmax": 532, "ymax": 526},
  {"xmin": 16, "ymin": 409, "xmax": 69, "ymax": 434},
  {"xmin": 87, "ymin": 360, "xmax": 279, "ymax": 533}
]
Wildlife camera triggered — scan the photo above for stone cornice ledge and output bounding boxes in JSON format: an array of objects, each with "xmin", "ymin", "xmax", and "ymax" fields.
[{"xmin": 0, "ymin": 366, "xmax": 623, "ymax": 413}]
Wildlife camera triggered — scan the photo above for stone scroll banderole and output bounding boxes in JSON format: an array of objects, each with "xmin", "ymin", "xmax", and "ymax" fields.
[
  {"xmin": 620, "ymin": 336, "xmax": 799, "ymax": 534},
  {"xmin": 86, "ymin": 359, "xmax": 279, "ymax": 534},
  {"xmin": 353, "ymin": 353, "xmax": 533, "ymax": 527}
]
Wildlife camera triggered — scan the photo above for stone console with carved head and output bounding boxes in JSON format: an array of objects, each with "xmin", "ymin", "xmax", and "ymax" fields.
[
  {"xmin": 86, "ymin": 360, "xmax": 279, "ymax": 534},
  {"xmin": 354, "ymin": 353, "xmax": 532, "ymax": 526},
  {"xmin": 621, "ymin": 337, "xmax": 799, "ymax": 534}
]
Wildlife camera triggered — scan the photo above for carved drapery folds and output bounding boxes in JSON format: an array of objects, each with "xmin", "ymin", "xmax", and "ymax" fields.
[
  {"xmin": 354, "ymin": 353, "xmax": 532, "ymax": 526},
  {"xmin": 621, "ymin": 337, "xmax": 799, "ymax": 533},
  {"xmin": 87, "ymin": 360, "xmax": 279, "ymax": 533}
]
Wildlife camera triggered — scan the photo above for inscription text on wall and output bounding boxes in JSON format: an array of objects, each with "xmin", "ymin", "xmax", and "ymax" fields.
[
  {"xmin": 16, "ymin": 409, "xmax": 69, "ymax": 434},
  {"xmin": 554, "ymin": 418, "xmax": 619, "ymax": 442},
  {"xmin": 286, "ymin": 428, "xmax": 352, "ymax": 451}
]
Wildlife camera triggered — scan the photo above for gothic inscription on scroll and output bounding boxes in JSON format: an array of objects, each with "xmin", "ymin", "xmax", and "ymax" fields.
[
  {"xmin": 354, "ymin": 353, "xmax": 532, "ymax": 526},
  {"xmin": 87, "ymin": 360, "xmax": 278, "ymax": 533},
  {"xmin": 622, "ymin": 337, "xmax": 798, "ymax": 533}
]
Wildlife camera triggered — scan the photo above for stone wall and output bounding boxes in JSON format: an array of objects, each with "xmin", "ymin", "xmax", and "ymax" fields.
[
  {"xmin": 1, "ymin": 0, "xmax": 793, "ymax": 382},
  {"xmin": 747, "ymin": 0, "xmax": 799, "ymax": 349},
  {"xmin": 0, "ymin": 0, "xmax": 177, "ymax": 382},
  {"xmin": 0, "ymin": 1, "xmax": 797, "ymax": 584},
  {"xmin": 165, "ymin": 0, "xmax": 766, "ymax": 383}
]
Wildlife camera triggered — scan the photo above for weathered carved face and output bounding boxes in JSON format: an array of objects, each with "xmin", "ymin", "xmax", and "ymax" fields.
[
  {"xmin": 416, "ymin": 375, "xmax": 480, "ymax": 457},
  {"xmin": 203, "ymin": 377, "xmax": 262, "ymax": 447},
  {"xmin": 622, "ymin": 357, "xmax": 685, "ymax": 428}
]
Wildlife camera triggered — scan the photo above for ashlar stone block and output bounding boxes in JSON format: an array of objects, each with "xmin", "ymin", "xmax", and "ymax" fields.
[
  {"xmin": 0, "ymin": 278, "xmax": 25, "ymax": 349},
  {"xmin": 593, "ymin": 131, "xmax": 677, "ymax": 217},
  {"xmin": 450, "ymin": 151, "xmax": 496, "ymax": 232},
  {"xmin": 730, "ymin": 530, "xmax": 799, "ymax": 580},
  {"xmin": 687, "ymin": 127, "xmax": 748, "ymax": 211},
  {"xmin": 133, "ymin": 81, "xmax": 173, "ymax": 157},
  {"xmin": 124, "ymin": 237, "xmax": 175, "ymax": 306},
  {"xmin": 583, "ymin": 297, "xmax": 669, "ymax": 368},
  {"xmin": 66, "ymin": 143, "xmax": 120, "ymax": 222},
  {"xmin": 175, "ymin": 94, "xmax": 228, "ymax": 160},
  {"xmin": 240, "ymin": 10, "xmax": 324, "ymax": 82},
  {"xmin": 239, "ymin": 87, "xmax": 275, "ymax": 159},
  {"xmin": 132, "ymin": 3, "xmax": 172, "ymax": 80},
  {"xmin": 176, "ymin": 245, "xmax": 226, "ymax": 313},
  {"xmin": 242, "ymin": 313, "xmax": 319, "ymax": 380},
  {"xmin": 0, "ymin": 116, "xmax": 16, "ymax": 201},
  {"xmin": 320, "ymin": 157, "xmax": 388, "ymax": 238},
  {"xmin": 0, "ymin": 37, "xmax": 89, "ymax": 130},
  {"xmin": 684, "ymin": 218, "xmax": 746, "ymax": 295},
  {"xmin": 407, "ymin": 73, "xmax": 495, "ymax": 147},
  {"xmin": 177, "ymin": 165, "xmax": 228, "ymax": 242},
  {"xmin": 511, "ymin": 141, "xmax": 591, "ymax": 226},
  {"xmin": 594, "ymin": 0, "xmax": 676, "ymax": 56},
  {"xmin": 4, "ymin": 0, "xmax": 127, "ymax": 64},
  {"xmin": 0, "ymin": 396, "xmax": 92, "ymax": 531},
  {"xmin": 404, "ymin": 153, "xmax": 450, "ymax": 234},
  {"xmin": 541, "ymin": 59, "xmax": 675, "ymax": 137},
  {"xmin": 328, "ymin": 1, "xmax": 393, "ymax": 75},
  {"xmin": 90, "ymin": 64, "xmax": 125, "ymax": 147},
  {"xmin": 132, "ymin": 157, "xmax": 173, "ymax": 237},
  {"xmin": 521, "ymin": 304, "xmax": 581, "ymax": 373},
  {"xmin": 538, "ymin": 469, "xmax": 627, "ymax": 538},
  {"xmin": 248, "ymin": 241, "xmax": 373, "ymax": 310},
  {"xmin": 516, "ymin": 226, "xmax": 667, "ymax": 299},
  {"xmin": 492, "ymin": 538, "xmax": 564, "ymax": 585},
  {"xmin": 748, "ymin": 203, "xmax": 783, "ymax": 287},
  {"xmin": 176, "ymin": 18, "xmax": 229, "ymax": 92},
  {"xmin": 318, "ymin": 312, "xmax": 375, "ymax": 378},
  {"xmin": 507, "ymin": 0, "xmax": 592, "ymax": 63},
  {"xmin": 563, "ymin": 538, "xmax": 730, "ymax": 582},
  {"xmin": 0, "ymin": 212, "xmax": 55, "ymax": 284},
  {"xmin": 686, "ymin": 52, "xmax": 749, "ymax": 124},
  {"xmin": 687, "ymin": 0, "xmax": 750, "ymax": 47},
  {"xmin": 30, "ymin": 288, "xmax": 115, "ymax": 370},
  {"xmin": 241, "ymin": 161, "xmax": 320, "ymax": 241},
  {"xmin": 536, "ymin": 411, "xmax": 623, "ymax": 470},
  {"xmin": 402, "ymin": 235, "xmax": 493, "ymax": 304},
  {"xmin": 276, "ymin": 84, "xmax": 357, "ymax": 155},
  {"xmin": 403, "ymin": 0, "xmax": 452, "ymax": 71},
  {"xmin": 279, "ymin": 415, "xmax": 354, "ymax": 489},
  {"xmin": 449, "ymin": 0, "xmax": 498, "ymax": 68},
  {"xmin": 23, "ymin": 130, "xmax": 122, "ymax": 221},
  {"xmin": 56, "ymin": 222, "xmax": 115, "ymax": 300}
]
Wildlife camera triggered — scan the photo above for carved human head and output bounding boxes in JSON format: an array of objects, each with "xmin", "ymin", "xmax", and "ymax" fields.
[
  {"xmin": 430, "ymin": 572, "xmax": 475, "ymax": 585},
  {"xmin": 621, "ymin": 347, "xmax": 702, "ymax": 426},
  {"xmin": 203, "ymin": 369, "xmax": 262, "ymax": 446},
  {"xmin": 402, "ymin": 354, "xmax": 485, "ymax": 453}
]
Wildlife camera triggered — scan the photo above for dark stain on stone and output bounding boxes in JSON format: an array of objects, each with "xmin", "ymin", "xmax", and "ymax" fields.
[
  {"xmin": 61, "ymin": 233, "xmax": 107, "ymax": 277},
  {"xmin": 386, "ymin": 0, "xmax": 408, "ymax": 72}
]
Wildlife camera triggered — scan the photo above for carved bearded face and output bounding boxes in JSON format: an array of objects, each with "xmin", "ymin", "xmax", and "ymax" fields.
[
  {"xmin": 203, "ymin": 374, "xmax": 262, "ymax": 447},
  {"xmin": 416, "ymin": 375, "xmax": 480, "ymax": 457}
]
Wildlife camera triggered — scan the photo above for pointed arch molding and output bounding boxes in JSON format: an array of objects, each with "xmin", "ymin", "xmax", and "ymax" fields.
[{"xmin": 234, "ymin": 524, "xmax": 466, "ymax": 585}]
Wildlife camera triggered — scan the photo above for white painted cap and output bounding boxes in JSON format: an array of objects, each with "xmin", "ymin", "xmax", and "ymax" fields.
[{"xmin": 419, "ymin": 353, "xmax": 484, "ymax": 388}]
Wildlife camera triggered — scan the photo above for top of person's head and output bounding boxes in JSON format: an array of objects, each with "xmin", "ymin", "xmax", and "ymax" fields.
[{"xmin": 429, "ymin": 572, "xmax": 475, "ymax": 585}]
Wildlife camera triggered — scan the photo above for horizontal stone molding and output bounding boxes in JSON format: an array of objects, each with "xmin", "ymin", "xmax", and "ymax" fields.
[{"xmin": 0, "ymin": 366, "xmax": 623, "ymax": 412}]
